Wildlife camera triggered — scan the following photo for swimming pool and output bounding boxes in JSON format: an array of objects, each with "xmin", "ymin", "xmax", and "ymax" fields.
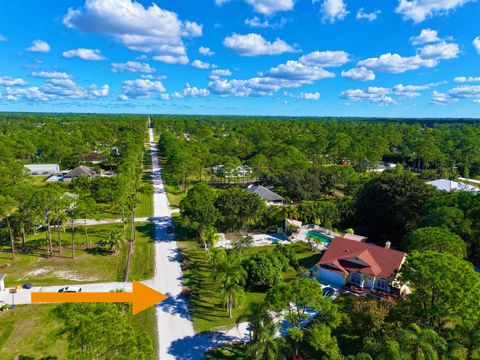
[{"xmin": 306, "ymin": 231, "xmax": 333, "ymax": 244}]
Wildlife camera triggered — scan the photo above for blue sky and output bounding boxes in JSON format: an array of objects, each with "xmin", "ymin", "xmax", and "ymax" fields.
[{"xmin": 0, "ymin": 0, "xmax": 479, "ymax": 117}]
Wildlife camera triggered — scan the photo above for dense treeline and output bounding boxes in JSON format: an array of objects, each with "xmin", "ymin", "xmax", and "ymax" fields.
[
  {"xmin": 154, "ymin": 116, "xmax": 480, "ymax": 196},
  {"xmin": 0, "ymin": 114, "xmax": 147, "ymax": 268}
]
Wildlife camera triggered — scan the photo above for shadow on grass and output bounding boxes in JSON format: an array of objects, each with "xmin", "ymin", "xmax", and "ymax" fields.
[{"xmin": 168, "ymin": 332, "xmax": 240, "ymax": 360}]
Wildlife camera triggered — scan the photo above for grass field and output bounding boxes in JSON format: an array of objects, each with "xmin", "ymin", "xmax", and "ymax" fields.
[
  {"xmin": 0, "ymin": 304, "xmax": 66, "ymax": 360},
  {"xmin": 0, "ymin": 223, "xmax": 155, "ymax": 287},
  {"xmin": 0, "ymin": 303, "xmax": 158, "ymax": 360},
  {"xmin": 177, "ymin": 240, "xmax": 320, "ymax": 333},
  {"xmin": 164, "ymin": 183, "xmax": 187, "ymax": 208}
]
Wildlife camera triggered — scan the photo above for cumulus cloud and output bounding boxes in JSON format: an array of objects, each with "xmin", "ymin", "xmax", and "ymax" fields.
[
  {"xmin": 0, "ymin": 77, "xmax": 27, "ymax": 86},
  {"xmin": 199, "ymin": 46, "xmax": 214, "ymax": 56},
  {"xmin": 410, "ymin": 29, "xmax": 441, "ymax": 45},
  {"xmin": 191, "ymin": 59, "xmax": 216, "ymax": 69},
  {"xmin": 63, "ymin": 0, "xmax": 202, "ymax": 65},
  {"xmin": 396, "ymin": 0, "xmax": 474, "ymax": 23},
  {"xmin": 431, "ymin": 90, "xmax": 456, "ymax": 104},
  {"xmin": 208, "ymin": 50, "xmax": 341, "ymax": 98},
  {"xmin": 356, "ymin": 8, "xmax": 380, "ymax": 21},
  {"xmin": 224, "ymin": 33, "xmax": 297, "ymax": 56},
  {"xmin": 431, "ymin": 85, "xmax": 480, "ymax": 104},
  {"xmin": 473, "ymin": 37, "xmax": 480, "ymax": 54},
  {"xmin": 315, "ymin": 0, "xmax": 349, "ymax": 23},
  {"xmin": 454, "ymin": 76, "xmax": 480, "ymax": 83},
  {"xmin": 285, "ymin": 91, "xmax": 321, "ymax": 100},
  {"xmin": 418, "ymin": 42, "xmax": 459, "ymax": 60},
  {"xmin": 2, "ymin": 72, "xmax": 108, "ymax": 101},
  {"xmin": 209, "ymin": 69, "xmax": 232, "ymax": 80},
  {"xmin": 111, "ymin": 61, "xmax": 155, "ymax": 73},
  {"xmin": 244, "ymin": 16, "xmax": 288, "ymax": 29},
  {"xmin": 62, "ymin": 48, "xmax": 106, "ymax": 61},
  {"xmin": 216, "ymin": 0, "xmax": 294, "ymax": 15},
  {"xmin": 174, "ymin": 83, "xmax": 210, "ymax": 98},
  {"xmin": 26, "ymin": 40, "xmax": 51, "ymax": 53},
  {"xmin": 340, "ymin": 82, "xmax": 441, "ymax": 105},
  {"xmin": 341, "ymin": 67, "xmax": 375, "ymax": 81},
  {"xmin": 31, "ymin": 71, "xmax": 71, "ymax": 79},
  {"xmin": 340, "ymin": 87, "xmax": 396, "ymax": 105},
  {"xmin": 120, "ymin": 78, "xmax": 166, "ymax": 100},
  {"xmin": 299, "ymin": 51, "xmax": 350, "ymax": 67},
  {"xmin": 358, "ymin": 53, "xmax": 434, "ymax": 73}
]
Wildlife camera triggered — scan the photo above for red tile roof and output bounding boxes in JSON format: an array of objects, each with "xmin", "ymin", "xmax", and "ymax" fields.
[{"xmin": 316, "ymin": 237, "xmax": 406, "ymax": 278}]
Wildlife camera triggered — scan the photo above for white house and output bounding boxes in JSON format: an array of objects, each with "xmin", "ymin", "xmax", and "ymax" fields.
[
  {"xmin": 426, "ymin": 179, "xmax": 480, "ymax": 193},
  {"xmin": 24, "ymin": 164, "xmax": 60, "ymax": 175}
]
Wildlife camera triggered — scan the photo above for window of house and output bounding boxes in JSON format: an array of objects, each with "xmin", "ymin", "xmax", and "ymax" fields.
[
  {"xmin": 377, "ymin": 278, "xmax": 389, "ymax": 291},
  {"xmin": 350, "ymin": 273, "xmax": 362, "ymax": 286}
]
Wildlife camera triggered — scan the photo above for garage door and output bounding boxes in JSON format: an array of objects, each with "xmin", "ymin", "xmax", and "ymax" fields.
[{"xmin": 319, "ymin": 268, "xmax": 345, "ymax": 285}]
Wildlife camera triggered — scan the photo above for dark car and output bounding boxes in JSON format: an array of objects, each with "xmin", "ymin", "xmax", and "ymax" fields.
[
  {"xmin": 323, "ymin": 287, "xmax": 335, "ymax": 297},
  {"xmin": 166, "ymin": 226, "xmax": 173, "ymax": 234},
  {"xmin": 58, "ymin": 286, "xmax": 82, "ymax": 293}
]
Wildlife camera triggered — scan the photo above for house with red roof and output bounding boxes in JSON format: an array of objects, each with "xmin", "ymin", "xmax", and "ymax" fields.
[{"xmin": 313, "ymin": 236, "xmax": 407, "ymax": 295}]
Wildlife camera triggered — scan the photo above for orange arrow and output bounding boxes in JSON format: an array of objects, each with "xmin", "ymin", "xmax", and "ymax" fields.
[{"xmin": 31, "ymin": 281, "xmax": 168, "ymax": 315}]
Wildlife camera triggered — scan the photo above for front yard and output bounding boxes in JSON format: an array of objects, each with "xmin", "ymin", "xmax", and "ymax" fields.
[{"xmin": 177, "ymin": 240, "xmax": 322, "ymax": 333}]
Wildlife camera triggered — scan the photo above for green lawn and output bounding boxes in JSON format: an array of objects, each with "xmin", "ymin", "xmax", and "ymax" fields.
[
  {"xmin": 0, "ymin": 223, "xmax": 155, "ymax": 287},
  {"xmin": 0, "ymin": 304, "xmax": 67, "ymax": 360},
  {"xmin": 164, "ymin": 183, "xmax": 186, "ymax": 208},
  {"xmin": 177, "ymin": 240, "xmax": 320, "ymax": 333},
  {"xmin": 0, "ymin": 303, "xmax": 158, "ymax": 360}
]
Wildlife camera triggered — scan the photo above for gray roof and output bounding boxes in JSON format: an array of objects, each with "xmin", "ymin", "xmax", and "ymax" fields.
[
  {"xmin": 64, "ymin": 166, "xmax": 95, "ymax": 178},
  {"xmin": 248, "ymin": 185, "xmax": 284, "ymax": 201}
]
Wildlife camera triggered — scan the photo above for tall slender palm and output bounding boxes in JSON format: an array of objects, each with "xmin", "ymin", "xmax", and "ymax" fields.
[
  {"xmin": 215, "ymin": 253, "xmax": 247, "ymax": 318},
  {"xmin": 200, "ymin": 225, "xmax": 221, "ymax": 251},
  {"xmin": 246, "ymin": 303, "xmax": 281, "ymax": 360},
  {"xmin": 395, "ymin": 324, "xmax": 447, "ymax": 360},
  {"xmin": 0, "ymin": 195, "xmax": 18, "ymax": 260}
]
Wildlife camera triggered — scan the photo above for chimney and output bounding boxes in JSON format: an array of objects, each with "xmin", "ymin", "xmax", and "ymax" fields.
[{"xmin": 385, "ymin": 241, "xmax": 391, "ymax": 249}]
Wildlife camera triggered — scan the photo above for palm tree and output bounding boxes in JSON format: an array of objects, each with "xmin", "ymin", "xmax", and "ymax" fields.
[
  {"xmin": 0, "ymin": 195, "xmax": 18, "ymax": 260},
  {"xmin": 246, "ymin": 303, "xmax": 282, "ymax": 360},
  {"xmin": 214, "ymin": 253, "xmax": 247, "ymax": 318},
  {"xmin": 200, "ymin": 225, "xmax": 221, "ymax": 251},
  {"xmin": 396, "ymin": 324, "xmax": 447, "ymax": 359},
  {"xmin": 102, "ymin": 229, "xmax": 125, "ymax": 253},
  {"xmin": 450, "ymin": 321, "xmax": 480, "ymax": 360}
]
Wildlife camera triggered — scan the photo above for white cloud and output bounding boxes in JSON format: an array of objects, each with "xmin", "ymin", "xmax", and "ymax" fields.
[
  {"xmin": 396, "ymin": 0, "xmax": 474, "ymax": 23},
  {"xmin": 341, "ymin": 67, "xmax": 375, "ymax": 81},
  {"xmin": 209, "ymin": 69, "xmax": 232, "ymax": 80},
  {"xmin": 454, "ymin": 76, "xmax": 480, "ymax": 83},
  {"xmin": 89, "ymin": 84, "xmax": 109, "ymax": 97},
  {"xmin": 356, "ymin": 8, "xmax": 380, "ymax": 21},
  {"xmin": 340, "ymin": 82, "xmax": 440, "ymax": 105},
  {"xmin": 418, "ymin": 42, "xmax": 459, "ymax": 60},
  {"xmin": 199, "ymin": 46, "xmax": 214, "ymax": 56},
  {"xmin": 224, "ymin": 33, "xmax": 297, "ymax": 56},
  {"xmin": 267, "ymin": 60, "xmax": 335, "ymax": 82},
  {"xmin": 340, "ymin": 87, "xmax": 396, "ymax": 105},
  {"xmin": 0, "ymin": 34, "xmax": 7, "ymax": 42},
  {"xmin": 358, "ymin": 53, "xmax": 435, "ymax": 73},
  {"xmin": 63, "ymin": 0, "xmax": 202, "ymax": 65},
  {"xmin": 31, "ymin": 71, "xmax": 71, "ymax": 79},
  {"xmin": 285, "ymin": 91, "xmax": 321, "ymax": 100},
  {"xmin": 473, "ymin": 37, "xmax": 480, "ymax": 54},
  {"xmin": 179, "ymin": 83, "xmax": 210, "ymax": 97},
  {"xmin": 299, "ymin": 51, "xmax": 350, "ymax": 67},
  {"xmin": 111, "ymin": 61, "xmax": 155, "ymax": 73},
  {"xmin": 244, "ymin": 16, "xmax": 288, "ymax": 29},
  {"xmin": 62, "ymin": 48, "xmax": 106, "ymax": 61},
  {"xmin": 191, "ymin": 59, "xmax": 216, "ymax": 69},
  {"xmin": 316, "ymin": 0, "xmax": 349, "ymax": 23},
  {"xmin": 246, "ymin": 0, "xmax": 294, "ymax": 15},
  {"xmin": 26, "ymin": 40, "xmax": 51, "ymax": 53},
  {"xmin": 431, "ymin": 90, "xmax": 456, "ymax": 104},
  {"xmin": 2, "ymin": 75, "xmax": 108, "ymax": 101},
  {"xmin": 0, "ymin": 77, "xmax": 27, "ymax": 86},
  {"xmin": 120, "ymin": 78, "xmax": 166, "ymax": 100},
  {"xmin": 410, "ymin": 29, "xmax": 441, "ymax": 45}
]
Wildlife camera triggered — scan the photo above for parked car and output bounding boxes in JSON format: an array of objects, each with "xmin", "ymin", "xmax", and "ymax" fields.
[
  {"xmin": 166, "ymin": 226, "xmax": 173, "ymax": 234},
  {"xmin": 58, "ymin": 286, "xmax": 82, "ymax": 293},
  {"xmin": 323, "ymin": 287, "xmax": 335, "ymax": 298}
]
